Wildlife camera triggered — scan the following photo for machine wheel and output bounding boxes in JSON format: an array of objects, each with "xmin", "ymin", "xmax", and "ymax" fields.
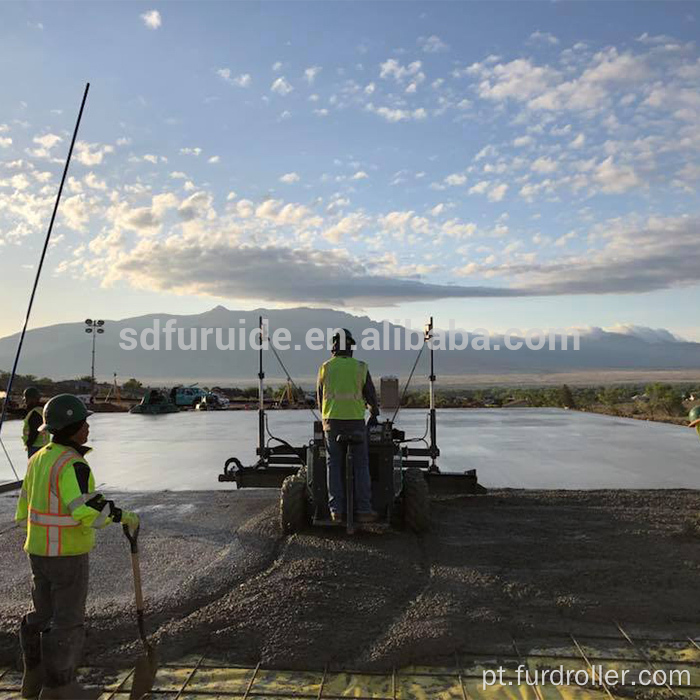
[
  {"xmin": 402, "ymin": 468, "xmax": 430, "ymax": 533},
  {"xmin": 280, "ymin": 469, "xmax": 308, "ymax": 534}
]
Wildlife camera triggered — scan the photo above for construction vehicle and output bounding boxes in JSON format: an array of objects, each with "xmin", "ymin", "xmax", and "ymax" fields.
[
  {"xmin": 169, "ymin": 385, "xmax": 206, "ymax": 408},
  {"xmin": 130, "ymin": 389, "xmax": 179, "ymax": 415},
  {"xmin": 195, "ymin": 392, "xmax": 228, "ymax": 411},
  {"xmin": 219, "ymin": 318, "xmax": 485, "ymax": 534},
  {"xmin": 274, "ymin": 380, "xmax": 315, "ymax": 409}
]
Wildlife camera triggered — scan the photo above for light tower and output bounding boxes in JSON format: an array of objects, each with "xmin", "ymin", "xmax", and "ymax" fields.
[{"xmin": 85, "ymin": 319, "xmax": 105, "ymax": 401}]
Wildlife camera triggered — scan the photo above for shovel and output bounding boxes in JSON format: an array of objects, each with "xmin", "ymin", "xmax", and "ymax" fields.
[{"xmin": 123, "ymin": 523, "xmax": 158, "ymax": 699}]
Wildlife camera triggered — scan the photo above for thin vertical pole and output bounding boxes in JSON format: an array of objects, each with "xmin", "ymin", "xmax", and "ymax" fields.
[
  {"xmin": 91, "ymin": 327, "xmax": 97, "ymax": 400},
  {"xmin": 0, "ymin": 83, "xmax": 90, "ymax": 450},
  {"xmin": 427, "ymin": 317, "xmax": 438, "ymax": 469},
  {"xmin": 257, "ymin": 316, "xmax": 265, "ymax": 461}
]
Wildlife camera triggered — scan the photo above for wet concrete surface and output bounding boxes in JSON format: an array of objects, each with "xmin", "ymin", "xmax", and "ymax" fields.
[
  {"xmin": 2, "ymin": 488, "xmax": 700, "ymax": 671},
  {"xmin": 3, "ymin": 409, "xmax": 700, "ymax": 490}
]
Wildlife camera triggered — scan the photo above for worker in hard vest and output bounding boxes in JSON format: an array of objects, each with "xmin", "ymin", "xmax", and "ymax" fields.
[
  {"xmin": 316, "ymin": 328, "xmax": 380, "ymax": 523},
  {"xmin": 22, "ymin": 387, "xmax": 49, "ymax": 459},
  {"xmin": 14, "ymin": 394, "xmax": 140, "ymax": 700}
]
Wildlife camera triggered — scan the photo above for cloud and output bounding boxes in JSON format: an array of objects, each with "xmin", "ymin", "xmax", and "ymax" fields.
[
  {"xmin": 529, "ymin": 30, "xmax": 559, "ymax": 46},
  {"xmin": 487, "ymin": 183, "xmax": 508, "ymax": 202},
  {"xmin": 34, "ymin": 133, "xmax": 62, "ymax": 149},
  {"xmin": 84, "ymin": 172, "xmax": 107, "ymax": 190},
  {"xmin": 180, "ymin": 147, "xmax": 202, "ymax": 157},
  {"xmin": 472, "ymin": 48, "xmax": 653, "ymax": 114},
  {"xmin": 379, "ymin": 59, "xmax": 424, "ymax": 84},
  {"xmin": 254, "ymin": 199, "xmax": 319, "ymax": 227},
  {"xmin": 531, "ymin": 156, "xmax": 559, "ymax": 174},
  {"xmin": 217, "ymin": 69, "xmax": 252, "ymax": 87},
  {"xmin": 468, "ymin": 181, "xmax": 489, "ymax": 195},
  {"xmin": 474, "ymin": 145, "xmax": 497, "ymax": 161},
  {"xmin": 142, "ymin": 154, "xmax": 167, "ymax": 164},
  {"xmin": 323, "ymin": 213, "xmax": 368, "ymax": 243},
  {"xmin": 444, "ymin": 173, "xmax": 467, "ymax": 186},
  {"xmin": 474, "ymin": 59, "xmax": 560, "ymax": 102},
  {"xmin": 529, "ymin": 48, "xmax": 651, "ymax": 111},
  {"xmin": 208, "ymin": 156, "xmax": 220, "ymax": 164},
  {"xmin": 350, "ymin": 171, "xmax": 369, "ymax": 180},
  {"xmin": 74, "ymin": 141, "xmax": 114, "ymax": 166},
  {"xmin": 593, "ymin": 157, "xmax": 640, "ymax": 193},
  {"xmin": 0, "ymin": 137, "xmax": 11, "ymax": 149},
  {"xmin": 271, "ymin": 77, "xmax": 293, "ymax": 95},
  {"xmin": 26, "ymin": 133, "xmax": 63, "ymax": 158},
  {"xmin": 467, "ymin": 180, "xmax": 509, "ymax": 202},
  {"xmin": 366, "ymin": 104, "xmax": 427, "ymax": 122},
  {"xmin": 140, "ymin": 10, "xmax": 161, "ymax": 30},
  {"xmin": 109, "ymin": 239, "xmax": 520, "ymax": 305},
  {"xmin": 304, "ymin": 66, "xmax": 322, "ymax": 84},
  {"xmin": 462, "ymin": 214, "xmax": 700, "ymax": 297},
  {"xmin": 607, "ymin": 323, "xmax": 680, "ymax": 343},
  {"xmin": 419, "ymin": 35, "xmax": 449, "ymax": 53},
  {"xmin": 178, "ymin": 191, "xmax": 215, "ymax": 222},
  {"xmin": 60, "ymin": 194, "xmax": 95, "ymax": 232},
  {"xmin": 279, "ymin": 172, "xmax": 300, "ymax": 183}
]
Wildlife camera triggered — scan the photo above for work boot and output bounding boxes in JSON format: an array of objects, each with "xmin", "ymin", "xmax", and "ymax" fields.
[
  {"xmin": 39, "ymin": 681, "xmax": 101, "ymax": 699},
  {"xmin": 21, "ymin": 666, "xmax": 42, "ymax": 699},
  {"xmin": 356, "ymin": 511, "xmax": 379, "ymax": 523},
  {"xmin": 19, "ymin": 617, "xmax": 42, "ymax": 699},
  {"xmin": 330, "ymin": 512, "xmax": 345, "ymax": 523},
  {"xmin": 40, "ymin": 630, "xmax": 98, "ymax": 700}
]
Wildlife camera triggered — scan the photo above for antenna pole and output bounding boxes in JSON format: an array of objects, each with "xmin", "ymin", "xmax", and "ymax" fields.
[
  {"xmin": 426, "ymin": 317, "xmax": 438, "ymax": 470},
  {"xmin": 257, "ymin": 316, "xmax": 266, "ymax": 462},
  {"xmin": 0, "ymin": 83, "xmax": 90, "ymax": 459}
]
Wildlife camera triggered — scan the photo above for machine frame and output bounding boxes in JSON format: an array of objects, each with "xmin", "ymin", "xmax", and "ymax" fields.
[{"xmin": 219, "ymin": 318, "xmax": 486, "ymax": 529}]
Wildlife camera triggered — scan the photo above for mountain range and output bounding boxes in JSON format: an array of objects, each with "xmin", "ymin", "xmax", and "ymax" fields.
[{"xmin": 1, "ymin": 306, "xmax": 699, "ymax": 386}]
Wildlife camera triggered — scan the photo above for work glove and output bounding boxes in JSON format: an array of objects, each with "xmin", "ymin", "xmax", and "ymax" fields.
[{"xmin": 121, "ymin": 510, "xmax": 140, "ymax": 535}]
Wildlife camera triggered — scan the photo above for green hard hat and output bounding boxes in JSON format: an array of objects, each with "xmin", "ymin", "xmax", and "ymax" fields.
[
  {"xmin": 40, "ymin": 394, "xmax": 93, "ymax": 433},
  {"xmin": 23, "ymin": 386, "xmax": 41, "ymax": 401},
  {"xmin": 690, "ymin": 406, "xmax": 700, "ymax": 422}
]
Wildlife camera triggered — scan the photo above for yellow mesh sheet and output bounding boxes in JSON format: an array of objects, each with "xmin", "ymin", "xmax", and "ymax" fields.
[{"xmin": 0, "ymin": 638, "xmax": 698, "ymax": 699}]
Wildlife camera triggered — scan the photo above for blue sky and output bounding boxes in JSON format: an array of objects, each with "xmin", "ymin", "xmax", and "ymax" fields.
[{"xmin": 1, "ymin": 1, "xmax": 699, "ymax": 340}]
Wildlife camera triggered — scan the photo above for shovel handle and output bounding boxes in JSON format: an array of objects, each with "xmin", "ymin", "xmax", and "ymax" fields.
[
  {"xmin": 123, "ymin": 522, "xmax": 140, "ymax": 552},
  {"xmin": 124, "ymin": 525, "xmax": 145, "ymax": 625},
  {"xmin": 130, "ymin": 549, "xmax": 145, "ymax": 612}
]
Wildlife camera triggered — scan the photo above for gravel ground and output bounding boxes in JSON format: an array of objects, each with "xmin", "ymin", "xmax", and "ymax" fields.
[{"xmin": 1, "ymin": 488, "xmax": 699, "ymax": 671}]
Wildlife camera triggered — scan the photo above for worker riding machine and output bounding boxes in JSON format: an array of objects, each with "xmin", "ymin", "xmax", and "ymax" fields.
[{"xmin": 219, "ymin": 318, "xmax": 485, "ymax": 534}]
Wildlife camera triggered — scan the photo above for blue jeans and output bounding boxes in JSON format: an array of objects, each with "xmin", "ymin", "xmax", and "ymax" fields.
[{"xmin": 324, "ymin": 426, "xmax": 373, "ymax": 515}]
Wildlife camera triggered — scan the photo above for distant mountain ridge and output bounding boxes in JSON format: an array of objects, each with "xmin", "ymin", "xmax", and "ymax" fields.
[{"xmin": 1, "ymin": 306, "xmax": 699, "ymax": 384}]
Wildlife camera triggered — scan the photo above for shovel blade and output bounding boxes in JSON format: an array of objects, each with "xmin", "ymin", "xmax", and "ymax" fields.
[{"xmin": 129, "ymin": 646, "xmax": 158, "ymax": 699}]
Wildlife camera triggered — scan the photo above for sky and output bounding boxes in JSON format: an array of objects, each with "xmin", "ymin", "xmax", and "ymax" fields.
[{"xmin": 1, "ymin": 1, "xmax": 700, "ymax": 342}]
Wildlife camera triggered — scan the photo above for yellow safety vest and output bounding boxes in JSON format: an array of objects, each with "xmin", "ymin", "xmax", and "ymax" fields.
[
  {"xmin": 318, "ymin": 356, "xmax": 368, "ymax": 420},
  {"xmin": 15, "ymin": 443, "xmax": 112, "ymax": 556},
  {"xmin": 22, "ymin": 406, "xmax": 50, "ymax": 449}
]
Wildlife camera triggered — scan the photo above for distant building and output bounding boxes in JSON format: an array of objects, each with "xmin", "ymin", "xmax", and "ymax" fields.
[{"xmin": 380, "ymin": 376, "xmax": 400, "ymax": 410}]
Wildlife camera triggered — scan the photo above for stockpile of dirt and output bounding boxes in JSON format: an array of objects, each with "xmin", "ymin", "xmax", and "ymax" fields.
[{"xmin": 1, "ymin": 489, "xmax": 699, "ymax": 671}]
